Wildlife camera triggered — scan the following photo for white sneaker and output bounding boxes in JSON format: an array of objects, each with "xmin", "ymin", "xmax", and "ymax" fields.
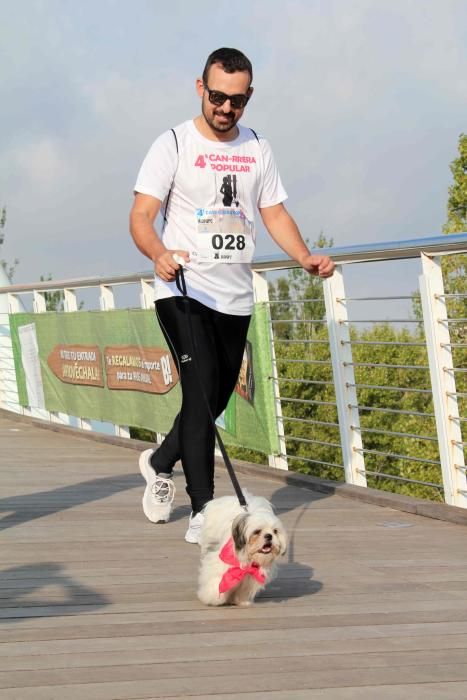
[
  {"xmin": 139, "ymin": 449, "xmax": 175, "ymax": 523},
  {"xmin": 184, "ymin": 512, "xmax": 205, "ymax": 544}
]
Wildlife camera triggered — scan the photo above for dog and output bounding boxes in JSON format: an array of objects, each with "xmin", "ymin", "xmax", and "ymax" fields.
[{"xmin": 197, "ymin": 491, "xmax": 287, "ymax": 607}]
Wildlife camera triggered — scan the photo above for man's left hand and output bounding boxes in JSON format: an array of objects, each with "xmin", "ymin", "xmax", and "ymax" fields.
[{"xmin": 300, "ymin": 254, "xmax": 335, "ymax": 278}]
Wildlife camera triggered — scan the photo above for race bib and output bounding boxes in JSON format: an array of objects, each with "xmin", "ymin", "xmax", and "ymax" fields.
[{"xmin": 195, "ymin": 208, "xmax": 255, "ymax": 263}]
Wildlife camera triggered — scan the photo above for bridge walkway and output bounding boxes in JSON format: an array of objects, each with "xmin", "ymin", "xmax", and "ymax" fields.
[{"xmin": 1, "ymin": 414, "xmax": 467, "ymax": 699}]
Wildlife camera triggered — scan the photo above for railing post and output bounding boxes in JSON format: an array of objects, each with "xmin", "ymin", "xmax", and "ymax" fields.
[
  {"xmin": 140, "ymin": 279, "xmax": 154, "ymax": 310},
  {"xmin": 98, "ymin": 284, "xmax": 129, "ymax": 438},
  {"xmin": 33, "ymin": 290, "xmax": 46, "ymax": 314},
  {"xmin": 323, "ymin": 266, "xmax": 367, "ymax": 487},
  {"xmin": 0, "ymin": 291, "xmax": 21, "ymax": 413},
  {"xmin": 139, "ymin": 279, "xmax": 160, "ymax": 443},
  {"xmin": 7, "ymin": 294, "xmax": 22, "ymax": 315},
  {"xmin": 419, "ymin": 254, "xmax": 467, "ymax": 507},
  {"xmin": 99, "ymin": 285, "xmax": 115, "ymax": 311},
  {"xmin": 15, "ymin": 289, "xmax": 49, "ymax": 420},
  {"xmin": 47, "ymin": 288, "xmax": 78, "ymax": 425},
  {"xmin": 252, "ymin": 271, "xmax": 287, "ymax": 470},
  {"xmin": 63, "ymin": 289, "xmax": 78, "ymax": 312}
]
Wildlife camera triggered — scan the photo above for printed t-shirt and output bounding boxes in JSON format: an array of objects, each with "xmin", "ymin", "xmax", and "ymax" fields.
[{"xmin": 134, "ymin": 120, "xmax": 287, "ymax": 315}]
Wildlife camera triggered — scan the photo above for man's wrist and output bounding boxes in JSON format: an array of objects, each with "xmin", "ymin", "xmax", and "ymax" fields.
[
  {"xmin": 151, "ymin": 245, "xmax": 167, "ymax": 264},
  {"xmin": 296, "ymin": 250, "xmax": 310, "ymax": 267}
]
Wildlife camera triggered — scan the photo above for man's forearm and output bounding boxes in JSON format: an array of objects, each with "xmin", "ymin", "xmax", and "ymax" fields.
[
  {"xmin": 261, "ymin": 206, "xmax": 310, "ymax": 265},
  {"xmin": 130, "ymin": 212, "xmax": 166, "ymax": 263}
]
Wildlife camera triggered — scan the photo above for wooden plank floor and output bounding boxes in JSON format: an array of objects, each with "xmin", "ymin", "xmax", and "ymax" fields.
[{"xmin": 2, "ymin": 414, "xmax": 467, "ymax": 699}]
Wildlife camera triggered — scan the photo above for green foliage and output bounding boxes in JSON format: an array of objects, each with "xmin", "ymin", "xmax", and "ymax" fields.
[
  {"xmin": 0, "ymin": 206, "xmax": 5, "ymax": 243},
  {"xmin": 130, "ymin": 426, "xmax": 157, "ymax": 442},
  {"xmin": 226, "ymin": 446, "xmax": 266, "ymax": 465},
  {"xmin": 443, "ymin": 133, "xmax": 467, "ymax": 234},
  {"xmin": 441, "ymin": 134, "xmax": 467, "ymax": 346},
  {"xmin": 40, "ymin": 274, "xmax": 65, "ymax": 311},
  {"xmin": 0, "ymin": 207, "xmax": 19, "ymax": 282},
  {"xmin": 351, "ymin": 324, "xmax": 442, "ymax": 500},
  {"xmin": 268, "ymin": 233, "xmax": 330, "ymax": 341},
  {"xmin": 0, "ymin": 259, "xmax": 19, "ymax": 283},
  {"xmin": 265, "ymin": 234, "xmax": 451, "ymax": 502},
  {"xmin": 269, "ymin": 271, "xmax": 445, "ymax": 501}
]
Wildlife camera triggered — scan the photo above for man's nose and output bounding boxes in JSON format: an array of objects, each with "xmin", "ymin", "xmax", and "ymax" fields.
[{"xmin": 220, "ymin": 99, "xmax": 232, "ymax": 112}]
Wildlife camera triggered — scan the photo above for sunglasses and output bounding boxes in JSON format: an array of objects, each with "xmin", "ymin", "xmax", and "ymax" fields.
[{"xmin": 203, "ymin": 83, "xmax": 250, "ymax": 110}]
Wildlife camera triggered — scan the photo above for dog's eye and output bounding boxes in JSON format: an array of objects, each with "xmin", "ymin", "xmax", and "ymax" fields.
[
  {"xmin": 253, "ymin": 529, "xmax": 261, "ymax": 535},
  {"xmin": 273, "ymin": 529, "xmax": 278, "ymax": 534}
]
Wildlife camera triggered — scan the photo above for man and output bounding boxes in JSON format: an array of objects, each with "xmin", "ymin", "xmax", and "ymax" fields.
[{"xmin": 130, "ymin": 47, "xmax": 334, "ymax": 544}]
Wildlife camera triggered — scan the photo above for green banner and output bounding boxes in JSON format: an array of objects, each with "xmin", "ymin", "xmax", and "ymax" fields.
[{"xmin": 9, "ymin": 306, "xmax": 279, "ymax": 455}]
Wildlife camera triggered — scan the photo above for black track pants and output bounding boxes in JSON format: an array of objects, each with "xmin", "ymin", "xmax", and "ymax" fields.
[{"xmin": 152, "ymin": 297, "xmax": 251, "ymax": 514}]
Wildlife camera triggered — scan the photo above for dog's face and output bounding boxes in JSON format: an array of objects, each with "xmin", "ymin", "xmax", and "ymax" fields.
[{"xmin": 232, "ymin": 510, "xmax": 287, "ymax": 567}]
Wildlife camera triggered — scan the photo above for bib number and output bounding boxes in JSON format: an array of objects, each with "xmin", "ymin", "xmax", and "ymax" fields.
[
  {"xmin": 212, "ymin": 234, "xmax": 246, "ymax": 251},
  {"xmin": 195, "ymin": 208, "xmax": 254, "ymax": 263}
]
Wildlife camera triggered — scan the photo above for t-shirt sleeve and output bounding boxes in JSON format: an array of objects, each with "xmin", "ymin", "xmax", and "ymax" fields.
[
  {"xmin": 133, "ymin": 130, "xmax": 178, "ymax": 201},
  {"xmin": 257, "ymin": 137, "xmax": 288, "ymax": 208}
]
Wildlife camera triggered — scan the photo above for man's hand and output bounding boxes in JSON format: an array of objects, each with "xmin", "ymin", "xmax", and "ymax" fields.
[
  {"xmin": 155, "ymin": 250, "xmax": 190, "ymax": 282},
  {"xmin": 299, "ymin": 253, "xmax": 335, "ymax": 278}
]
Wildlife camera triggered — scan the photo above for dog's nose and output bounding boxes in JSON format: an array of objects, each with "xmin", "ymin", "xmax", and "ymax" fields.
[{"xmin": 264, "ymin": 533, "xmax": 273, "ymax": 542}]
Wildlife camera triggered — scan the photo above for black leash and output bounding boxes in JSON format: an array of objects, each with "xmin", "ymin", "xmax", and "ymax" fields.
[{"xmin": 174, "ymin": 259, "xmax": 248, "ymax": 509}]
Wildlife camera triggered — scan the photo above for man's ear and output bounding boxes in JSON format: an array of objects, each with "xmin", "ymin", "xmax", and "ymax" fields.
[{"xmin": 196, "ymin": 78, "xmax": 204, "ymax": 98}]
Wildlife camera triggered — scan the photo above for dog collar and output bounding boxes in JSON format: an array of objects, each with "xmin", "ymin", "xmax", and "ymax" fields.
[{"xmin": 218, "ymin": 537, "xmax": 266, "ymax": 594}]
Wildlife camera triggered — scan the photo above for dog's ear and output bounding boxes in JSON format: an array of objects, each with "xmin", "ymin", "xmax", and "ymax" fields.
[
  {"xmin": 232, "ymin": 513, "xmax": 249, "ymax": 551},
  {"xmin": 279, "ymin": 529, "xmax": 288, "ymax": 556}
]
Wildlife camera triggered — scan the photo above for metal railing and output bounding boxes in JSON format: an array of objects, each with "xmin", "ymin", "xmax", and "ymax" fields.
[{"xmin": 0, "ymin": 233, "xmax": 466, "ymax": 506}]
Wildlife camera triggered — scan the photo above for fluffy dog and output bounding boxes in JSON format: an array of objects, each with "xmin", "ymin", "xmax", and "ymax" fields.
[{"xmin": 197, "ymin": 491, "xmax": 287, "ymax": 607}]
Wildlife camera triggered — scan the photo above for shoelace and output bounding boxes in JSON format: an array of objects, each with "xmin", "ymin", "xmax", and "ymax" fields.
[{"xmin": 151, "ymin": 478, "xmax": 173, "ymax": 503}]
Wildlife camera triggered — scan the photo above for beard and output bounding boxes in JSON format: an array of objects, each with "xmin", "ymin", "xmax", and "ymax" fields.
[{"xmin": 202, "ymin": 101, "xmax": 239, "ymax": 134}]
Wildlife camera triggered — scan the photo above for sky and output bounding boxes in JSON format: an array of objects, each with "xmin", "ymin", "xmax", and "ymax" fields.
[{"xmin": 1, "ymin": 0, "xmax": 466, "ymax": 299}]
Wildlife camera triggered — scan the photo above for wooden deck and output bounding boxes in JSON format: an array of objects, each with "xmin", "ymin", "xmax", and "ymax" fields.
[{"xmin": 2, "ymin": 414, "xmax": 467, "ymax": 699}]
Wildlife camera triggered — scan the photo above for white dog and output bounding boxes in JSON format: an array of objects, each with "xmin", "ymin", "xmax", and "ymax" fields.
[{"xmin": 197, "ymin": 491, "xmax": 287, "ymax": 607}]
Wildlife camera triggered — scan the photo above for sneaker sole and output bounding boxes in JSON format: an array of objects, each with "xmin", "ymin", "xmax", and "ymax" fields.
[
  {"xmin": 184, "ymin": 533, "xmax": 201, "ymax": 544},
  {"xmin": 139, "ymin": 450, "xmax": 172, "ymax": 524}
]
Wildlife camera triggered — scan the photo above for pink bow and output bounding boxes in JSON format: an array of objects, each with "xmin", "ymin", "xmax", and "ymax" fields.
[{"xmin": 218, "ymin": 537, "xmax": 266, "ymax": 594}]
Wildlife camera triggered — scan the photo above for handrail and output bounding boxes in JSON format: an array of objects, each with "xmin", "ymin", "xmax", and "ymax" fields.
[
  {"xmin": 1, "ymin": 232, "xmax": 466, "ymax": 294},
  {"xmin": 254, "ymin": 232, "xmax": 467, "ymax": 270},
  {"xmin": 1, "ymin": 230, "xmax": 465, "ymax": 507}
]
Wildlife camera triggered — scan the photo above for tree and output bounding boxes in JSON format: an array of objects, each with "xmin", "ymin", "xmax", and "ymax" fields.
[
  {"xmin": 268, "ymin": 233, "xmax": 331, "ymax": 340},
  {"xmin": 0, "ymin": 206, "xmax": 5, "ymax": 245},
  {"xmin": 443, "ymin": 133, "xmax": 467, "ymax": 234},
  {"xmin": 39, "ymin": 274, "xmax": 65, "ymax": 311},
  {"xmin": 412, "ymin": 133, "xmax": 466, "ymax": 408},
  {"xmin": 441, "ymin": 134, "xmax": 467, "ymax": 346},
  {"xmin": 267, "ymin": 234, "xmax": 448, "ymax": 501},
  {"xmin": 441, "ymin": 134, "xmax": 467, "ymax": 408},
  {"xmin": 0, "ymin": 207, "xmax": 19, "ymax": 283}
]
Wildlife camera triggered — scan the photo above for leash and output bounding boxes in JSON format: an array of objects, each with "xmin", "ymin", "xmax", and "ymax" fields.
[{"xmin": 173, "ymin": 255, "xmax": 248, "ymax": 510}]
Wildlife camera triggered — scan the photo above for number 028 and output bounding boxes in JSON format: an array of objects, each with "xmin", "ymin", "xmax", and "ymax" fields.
[{"xmin": 211, "ymin": 234, "xmax": 246, "ymax": 251}]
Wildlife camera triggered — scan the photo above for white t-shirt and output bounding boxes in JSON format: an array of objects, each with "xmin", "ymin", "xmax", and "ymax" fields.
[{"xmin": 134, "ymin": 120, "xmax": 287, "ymax": 315}]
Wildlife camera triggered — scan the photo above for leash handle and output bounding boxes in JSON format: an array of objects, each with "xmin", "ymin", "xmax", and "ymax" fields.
[
  {"xmin": 174, "ymin": 255, "xmax": 187, "ymax": 296},
  {"xmin": 174, "ymin": 262, "xmax": 247, "ymax": 509}
]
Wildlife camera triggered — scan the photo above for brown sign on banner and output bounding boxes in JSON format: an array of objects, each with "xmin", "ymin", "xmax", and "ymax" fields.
[
  {"xmin": 104, "ymin": 345, "xmax": 179, "ymax": 394},
  {"xmin": 47, "ymin": 345, "xmax": 104, "ymax": 387}
]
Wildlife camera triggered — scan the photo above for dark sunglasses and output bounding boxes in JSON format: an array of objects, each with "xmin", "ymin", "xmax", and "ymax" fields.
[{"xmin": 203, "ymin": 83, "xmax": 250, "ymax": 110}]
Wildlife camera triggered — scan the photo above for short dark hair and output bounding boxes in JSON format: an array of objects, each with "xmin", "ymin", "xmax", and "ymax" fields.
[{"xmin": 202, "ymin": 48, "xmax": 253, "ymax": 85}]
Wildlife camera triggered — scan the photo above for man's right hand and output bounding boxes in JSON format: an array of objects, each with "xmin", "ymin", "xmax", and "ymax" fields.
[{"xmin": 155, "ymin": 250, "xmax": 190, "ymax": 282}]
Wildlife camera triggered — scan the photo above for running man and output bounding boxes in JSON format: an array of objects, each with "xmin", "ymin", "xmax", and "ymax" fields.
[{"xmin": 129, "ymin": 47, "xmax": 335, "ymax": 543}]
